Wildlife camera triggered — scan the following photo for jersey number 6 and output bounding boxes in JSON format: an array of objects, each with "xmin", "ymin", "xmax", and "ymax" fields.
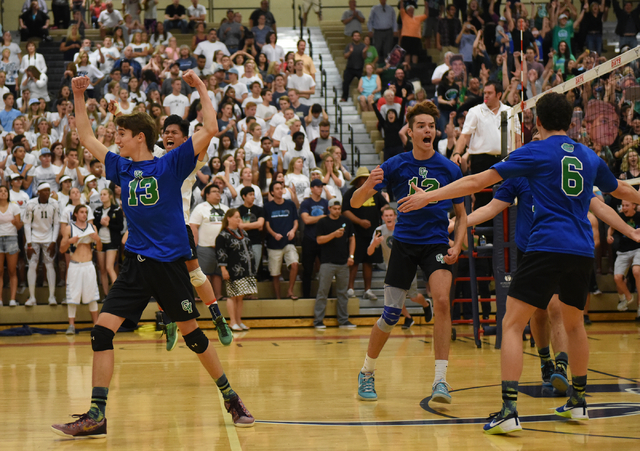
[
  {"xmin": 128, "ymin": 176, "xmax": 160, "ymax": 207},
  {"xmin": 408, "ymin": 176, "xmax": 441, "ymax": 204},
  {"xmin": 561, "ymin": 156, "xmax": 583, "ymax": 197}
]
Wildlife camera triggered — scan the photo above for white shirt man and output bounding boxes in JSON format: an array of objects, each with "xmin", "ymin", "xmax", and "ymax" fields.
[
  {"xmin": 96, "ymin": 38, "xmax": 121, "ymax": 75},
  {"xmin": 193, "ymin": 30, "xmax": 230, "ymax": 67},
  {"xmin": 460, "ymin": 99, "xmax": 520, "ymax": 155},
  {"xmin": 190, "ymin": 186, "xmax": 229, "ymax": 247},
  {"xmin": 256, "ymin": 94, "xmax": 277, "ymax": 125},
  {"xmin": 33, "ymin": 149, "xmax": 58, "ymax": 192},
  {"xmin": 98, "ymin": 7, "xmax": 124, "ymax": 29},
  {"xmin": 163, "ymin": 93, "xmax": 190, "ymax": 118},
  {"xmin": 24, "ymin": 184, "xmax": 60, "ymax": 305},
  {"xmin": 187, "ymin": 0, "xmax": 206, "ymax": 24},
  {"xmin": 287, "ymin": 61, "xmax": 316, "ymax": 105},
  {"xmin": 224, "ymin": 71, "xmax": 248, "ymax": 102}
]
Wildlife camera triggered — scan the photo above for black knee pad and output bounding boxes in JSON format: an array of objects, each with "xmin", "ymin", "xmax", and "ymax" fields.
[
  {"xmin": 183, "ymin": 328, "xmax": 209, "ymax": 354},
  {"xmin": 91, "ymin": 325, "xmax": 115, "ymax": 352}
]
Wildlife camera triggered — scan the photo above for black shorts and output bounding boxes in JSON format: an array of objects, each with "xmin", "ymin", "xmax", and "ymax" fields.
[
  {"xmin": 509, "ymin": 251, "xmax": 593, "ymax": 310},
  {"xmin": 101, "ymin": 251, "xmax": 199, "ymax": 324},
  {"xmin": 186, "ymin": 224, "xmax": 198, "ymax": 260},
  {"xmin": 402, "ymin": 36, "xmax": 422, "ymax": 56},
  {"xmin": 516, "ymin": 247, "xmax": 559, "ymax": 299},
  {"xmin": 385, "ymin": 240, "xmax": 452, "ymax": 290},
  {"xmin": 355, "ymin": 233, "xmax": 383, "ymax": 265},
  {"xmin": 100, "ymin": 241, "xmax": 120, "ymax": 252}
]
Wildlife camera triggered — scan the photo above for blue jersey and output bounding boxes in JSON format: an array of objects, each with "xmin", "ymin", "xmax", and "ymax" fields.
[
  {"xmin": 105, "ymin": 138, "xmax": 198, "ymax": 262},
  {"xmin": 376, "ymin": 151, "xmax": 464, "ymax": 245},
  {"xmin": 492, "ymin": 135, "xmax": 618, "ymax": 258},
  {"xmin": 493, "ymin": 177, "xmax": 533, "ymax": 253}
]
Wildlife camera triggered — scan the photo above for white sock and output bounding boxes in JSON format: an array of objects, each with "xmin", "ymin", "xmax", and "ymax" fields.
[
  {"xmin": 361, "ymin": 354, "xmax": 377, "ymax": 374},
  {"xmin": 619, "ymin": 294, "xmax": 626, "ymax": 302},
  {"xmin": 434, "ymin": 360, "xmax": 448, "ymax": 384}
]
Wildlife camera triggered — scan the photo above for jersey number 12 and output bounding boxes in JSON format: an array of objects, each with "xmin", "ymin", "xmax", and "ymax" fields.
[
  {"xmin": 128, "ymin": 177, "xmax": 160, "ymax": 207},
  {"xmin": 561, "ymin": 156, "xmax": 583, "ymax": 197},
  {"xmin": 408, "ymin": 176, "xmax": 440, "ymax": 204}
]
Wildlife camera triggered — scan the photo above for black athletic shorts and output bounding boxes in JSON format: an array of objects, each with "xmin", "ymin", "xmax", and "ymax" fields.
[
  {"xmin": 101, "ymin": 251, "xmax": 199, "ymax": 324},
  {"xmin": 385, "ymin": 241, "xmax": 452, "ymax": 290},
  {"xmin": 100, "ymin": 241, "xmax": 120, "ymax": 252},
  {"xmin": 509, "ymin": 251, "xmax": 594, "ymax": 310},
  {"xmin": 186, "ymin": 224, "xmax": 198, "ymax": 260},
  {"xmin": 516, "ymin": 247, "xmax": 560, "ymax": 299}
]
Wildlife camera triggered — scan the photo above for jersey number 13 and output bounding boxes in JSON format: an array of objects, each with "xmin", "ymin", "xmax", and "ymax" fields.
[{"xmin": 128, "ymin": 177, "xmax": 160, "ymax": 206}]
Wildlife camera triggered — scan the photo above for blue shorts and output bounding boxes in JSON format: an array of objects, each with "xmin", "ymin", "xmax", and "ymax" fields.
[{"xmin": 0, "ymin": 236, "xmax": 19, "ymax": 255}]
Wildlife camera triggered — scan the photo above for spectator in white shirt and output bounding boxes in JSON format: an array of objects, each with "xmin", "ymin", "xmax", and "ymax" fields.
[
  {"xmin": 33, "ymin": 148, "xmax": 59, "ymax": 192},
  {"xmin": 256, "ymin": 88, "xmax": 277, "ymax": 124},
  {"xmin": 95, "ymin": 37, "xmax": 120, "ymax": 75},
  {"xmin": 224, "ymin": 68, "xmax": 248, "ymax": 102},
  {"xmin": 232, "ymin": 167, "xmax": 263, "ymax": 208},
  {"xmin": 98, "ymin": 1, "xmax": 124, "ymax": 39},
  {"xmin": 287, "ymin": 59, "xmax": 316, "ymax": 106},
  {"xmin": 283, "ymin": 131, "xmax": 315, "ymax": 177},
  {"xmin": 163, "ymin": 78, "xmax": 190, "ymax": 119},
  {"xmin": 19, "ymin": 41, "xmax": 47, "ymax": 76},
  {"xmin": 243, "ymin": 122, "xmax": 264, "ymax": 164},
  {"xmin": 187, "ymin": 0, "xmax": 206, "ymax": 31},
  {"xmin": 193, "ymin": 28, "xmax": 230, "ymax": 68}
]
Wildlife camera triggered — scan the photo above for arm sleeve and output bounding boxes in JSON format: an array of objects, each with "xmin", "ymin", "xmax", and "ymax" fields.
[
  {"xmin": 461, "ymin": 108, "xmax": 478, "ymax": 135},
  {"xmin": 215, "ymin": 234, "xmax": 228, "ymax": 265},
  {"xmin": 493, "ymin": 178, "xmax": 518, "ymax": 204},
  {"xmin": 104, "ymin": 151, "xmax": 122, "ymax": 186},
  {"xmin": 299, "ymin": 199, "xmax": 310, "ymax": 217},
  {"xmin": 189, "ymin": 204, "xmax": 204, "ymax": 225},
  {"xmin": 24, "ymin": 203, "xmax": 32, "ymax": 243},
  {"xmin": 51, "ymin": 203, "xmax": 60, "ymax": 242},
  {"xmin": 163, "ymin": 137, "xmax": 198, "ymax": 181},
  {"xmin": 316, "ymin": 217, "xmax": 326, "ymax": 238}
]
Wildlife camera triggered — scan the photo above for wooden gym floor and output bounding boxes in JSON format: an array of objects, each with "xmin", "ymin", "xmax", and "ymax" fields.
[{"xmin": 1, "ymin": 322, "xmax": 640, "ymax": 450}]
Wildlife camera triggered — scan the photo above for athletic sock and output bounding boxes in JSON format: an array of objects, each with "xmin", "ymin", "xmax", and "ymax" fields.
[
  {"xmin": 215, "ymin": 373, "xmax": 237, "ymax": 401},
  {"xmin": 554, "ymin": 352, "xmax": 568, "ymax": 373},
  {"xmin": 501, "ymin": 381, "xmax": 518, "ymax": 415},
  {"xmin": 569, "ymin": 375, "xmax": 587, "ymax": 405},
  {"xmin": 361, "ymin": 354, "xmax": 377, "ymax": 374},
  {"xmin": 619, "ymin": 294, "xmax": 627, "ymax": 302},
  {"xmin": 209, "ymin": 302, "xmax": 223, "ymax": 320},
  {"xmin": 538, "ymin": 346, "xmax": 552, "ymax": 365},
  {"xmin": 88, "ymin": 387, "xmax": 109, "ymax": 421},
  {"xmin": 434, "ymin": 360, "xmax": 448, "ymax": 385}
]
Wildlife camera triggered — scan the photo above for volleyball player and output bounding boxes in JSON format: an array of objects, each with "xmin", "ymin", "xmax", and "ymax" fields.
[
  {"xmin": 351, "ymin": 100, "xmax": 467, "ymax": 404},
  {"xmin": 154, "ymin": 114, "xmax": 233, "ymax": 348},
  {"xmin": 52, "ymin": 71, "xmax": 254, "ymax": 439},
  {"xmin": 399, "ymin": 92, "xmax": 640, "ymax": 434}
]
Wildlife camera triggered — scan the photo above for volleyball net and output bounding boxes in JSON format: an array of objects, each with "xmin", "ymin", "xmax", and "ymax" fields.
[{"xmin": 507, "ymin": 46, "xmax": 640, "ymax": 186}]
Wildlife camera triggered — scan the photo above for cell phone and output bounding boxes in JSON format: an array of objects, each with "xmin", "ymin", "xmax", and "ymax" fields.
[
  {"xmin": 376, "ymin": 230, "xmax": 382, "ymax": 237},
  {"xmin": 341, "ymin": 223, "xmax": 346, "ymax": 229},
  {"xmin": 625, "ymin": 86, "xmax": 640, "ymax": 101}
]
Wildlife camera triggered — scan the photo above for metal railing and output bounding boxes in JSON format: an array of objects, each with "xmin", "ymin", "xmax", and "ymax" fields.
[
  {"xmin": 353, "ymin": 145, "xmax": 361, "ymax": 174},
  {"xmin": 307, "ymin": 28, "xmax": 313, "ymax": 58},
  {"xmin": 332, "ymin": 86, "xmax": 343, "ymax": 142},
  {"xmin": 298, "ymin": 6, "xmax": 304, "ymax": 40},
  {"xmin": 321, "ymin": 69, "xmax": 327, "ymax": 111},
  {"xmin": 347, "ymin": 123, "xmax": 354, "ymax": 171},
  {"xmin": 292, "ymin": 0, "xmax": 296, "ymax": 30}
]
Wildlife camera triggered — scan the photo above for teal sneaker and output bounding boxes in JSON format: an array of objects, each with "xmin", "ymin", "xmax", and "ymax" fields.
[
  {"xmin": 357, "ymin": 371, "xmax": 377, "ymax": 401},
  {"xmin": 164, "ymin": 322, "xmax": 178, "ymax": 351},
  {"xmin": 214, "ymin": 316, "xmax": 234, "ymax": 346},
  {"xmin": 483, "ymin": 410, "xmax": 522, "ymax": 434},
  {"xmin": 431, "ymin": 380, "xmax": 452, "ymax": 404}
]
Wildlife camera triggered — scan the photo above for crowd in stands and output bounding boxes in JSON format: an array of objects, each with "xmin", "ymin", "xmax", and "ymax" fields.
[{"xmin": 2, "ymin": 0, "xmax": 640, "ymax": 324}]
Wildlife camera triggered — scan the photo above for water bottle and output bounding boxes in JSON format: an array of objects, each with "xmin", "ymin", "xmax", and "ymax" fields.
[{"xmin": 479, "ymin": 235, "xmax": 486, "ymax": 247}]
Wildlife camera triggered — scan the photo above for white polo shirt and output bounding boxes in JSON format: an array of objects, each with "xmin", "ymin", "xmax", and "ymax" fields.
[{"xmin": 461, "ymin": 102, "xmax": 520, "ymax": 155}]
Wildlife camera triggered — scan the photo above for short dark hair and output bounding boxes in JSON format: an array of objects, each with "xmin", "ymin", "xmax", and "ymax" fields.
[
  {"xmin": 406, "ymin": 100, "xmax": 440, "ymax": 129},
  {"xmin": 114, "ymin": 112, "xmax": 158, "ymax": 151},
  {"xmin": 536, "ymin": 92, "xmax": 573, "ymax": 131},
  {"xmin": 485, "ymin": 80, "xmax": 504, "ymax": 95},
  {"xmin": 311, "ymin": 104, "xmax": 322, "ymax": 114},
  {"xmin": 292, "ymin": 131, "xmax": 305, "ymax": 140},
  {"xmin": 261, "ymin": 136, "xmax": 272, "ymax": 143},
  {"xmin": 240, "ymin": 186, "xmax": 254, "ymax": 199},
  {"xmin": 163, "ymin": 114, "xmax": 189, "ymax": 137},
  {"xmin": 203, "ymin": 183, "xmax": 220, "ymax": 197},
  {"xmin": 352, "ymin": 30, "xmax": 360, "ymax": 37},
  {"xmin": 261, "ymin": 88, "xmax": 271, "ymax": 96},
  {"xmin": 269, "ymin": 180, "xmax": 284, "ymax": 194},
  {"xmin": 2, "ymin": 92, "xmax": 12, "ymax": 101},
  {"xmin": 90, "ymin": 158, "xmax": 101, "ymax": 168}
]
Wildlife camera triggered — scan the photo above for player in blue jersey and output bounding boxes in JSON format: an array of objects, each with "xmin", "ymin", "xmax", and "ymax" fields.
[
  {"xmin": 454, "ymin": 172, "xmax": 640, "ymax": 393},
  {"xmin": 399, "ymin": 92, "xmax": 640, "ymax": 434},
  {"xmin": 52, "ymin": 71, "xmax": 254, "ymax": 439},
  {"xmin": 350, "ymin": 101, "xmax": 467, "ymax": 404}
]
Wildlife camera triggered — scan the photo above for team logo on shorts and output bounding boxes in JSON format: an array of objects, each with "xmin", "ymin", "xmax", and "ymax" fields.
[
  {"xmin": 436, "ymin": 254, "xmax": 445, "ymax": 264},
  {"xmin": 561, "ymin": 143, "xmax": 575, "ymax": 153},
  {"xmin": 181, "ymin": 300, "xmax": 193, "ymax": 314},
  {"xmin": 419, "ymin": 167, "xmax": 428, "ymax": 177},
  {"xmin": 134, "ymin": 170, "xmax": 144, "ymax": 179}
]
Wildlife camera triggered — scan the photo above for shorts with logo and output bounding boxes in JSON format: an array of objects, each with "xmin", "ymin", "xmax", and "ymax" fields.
[
  {"xmin": 385, "ymin": 240, "xmax": 452, "ymax": 291},
  {"xmin": 509, "ymin": 251, "xmax": 594, "ymax": 310},
  {"xmin": 100, "ymin": 251, "xmax": 199, "ymax": 324}
]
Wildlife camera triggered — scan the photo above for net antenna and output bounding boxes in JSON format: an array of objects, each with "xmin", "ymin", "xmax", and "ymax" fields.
[{"xmin": 507, "ymin": 45, "xmax": 640, "ymax": 150}]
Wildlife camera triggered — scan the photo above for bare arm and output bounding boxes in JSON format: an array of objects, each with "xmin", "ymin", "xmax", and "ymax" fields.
[
  {"xmin": 610, "ymin": 180, "xmax": 640, "ymax": 205},
  {"xmin": 350, "ymin": 165, "xmax": 383, "ymax": 209},
  {"xmin": 183, "ymin": 70, "xmax": 218, "ymax": 156},
  {"xmin": 71, "ymin": 76, "xmax": 109, "ymax": 163},
  {"xmin": 447, "ymin": 202, "xmax": 467, "ymax": 264},
  {"xmin": 301, "ymin": 212, "xmax": 326, "ymax": 225}
]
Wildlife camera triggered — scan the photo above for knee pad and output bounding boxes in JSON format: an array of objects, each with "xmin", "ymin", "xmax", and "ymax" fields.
[
  {"xmin": 189, "ymin": 267, "xmax": 207, "ymax": 288},
  {"xmin": 183, "ymin": 328, "xmax": 209, "ymax": 354},
  {"xmin": 91, "ymin": 325, "xmax": 115, "ymax": 352},
  {"xmin": 377, "ymin": 305, "xmax": 403, "ymax": 332}
]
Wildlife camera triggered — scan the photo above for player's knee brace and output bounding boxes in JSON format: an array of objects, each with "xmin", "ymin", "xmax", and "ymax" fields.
[
  {"xmin": 183, "ymin": 328, "xmax": 209, "ymax": 354},
  {"xmin": 91, "ymin": 325, "xmax": 115, "ymax": 352},
  {"xmin": 189, "ymin": 267, "xmax": 207, "ymax": 288},
  {"xmin": 376, "ymin": 285, "xmax": 406, "ymax": 332}
]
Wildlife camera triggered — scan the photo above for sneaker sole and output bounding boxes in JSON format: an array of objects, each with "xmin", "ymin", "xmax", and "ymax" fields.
[
  {"xmin": 357, "ymin": 394, "xmax": 378, "ymax": 401},
  {"xmin": 483, "ymin": 421, "xmax": 522, "ymax": 435},
  {"xmin": 555, "ymin": 408, "xmax": 589, "ymax": 420},
  {"xmin": 550, "ymin": 374, "xmax": 570, "ymax": 393},
  {"xmin": 51, "ymin": 426, "xmax": 107, "ymax": 439},
  {"xmin": 233, "ymin": 419, "xmax": 255, "ymax": 428},
  {"xmin": 431, "ymin": 394, "xmax": 452, "ymax": 404}
]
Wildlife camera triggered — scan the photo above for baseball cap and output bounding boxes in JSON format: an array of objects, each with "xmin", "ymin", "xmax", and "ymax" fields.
[
  {"xmin": 228, "ymin": 68, "xmax": 239, "ymax": 75},
  {"xmin": 59, "ymin": 175, "xmax": 72, "ymax": 184},
  {"xmin": 559, "ymin": 13, "xmax": 568, "ymax": 19},
  {"xmin": 29, "ymin": 98, "xmax": 39, "ymax": 105},
  {"xmin": 9, "ymin": 173, "xmax": 23, "ymax": 180},
  {"xmin": 84, "ymin": 174, "xmax": 97, "ymax": 184},
  {"xmin": 310, "ymin": 178, "xmax": 324, "ymax": 188},
  {"xmin": 328, "ymin": 198, "xmax": 341, "ymax": 207},
  {"xmin": 39, "ymin": 147, "xmax": 51, "ymax": 156}
]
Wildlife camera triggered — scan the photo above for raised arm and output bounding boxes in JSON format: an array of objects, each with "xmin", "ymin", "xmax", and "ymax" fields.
[
  {"xmin": 182, "ymin": 70, "xmax": 218, "ymax": 156},
  {"xmin": 350, "ymin": 165, "xmax": 383, "ymax": 209},
  {"xmin": 71, "ymin": 76, "xmax": 109, "ymax": 163},
  {"xmin": 591, "ymin": 197, "xmax": 640, "ymax": 242}
]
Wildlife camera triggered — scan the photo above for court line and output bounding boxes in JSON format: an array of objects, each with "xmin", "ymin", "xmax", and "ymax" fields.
[
  {"xmin": 587, "ymin": 368, "xmax": 639, "ymax": 384},
  {"xmin": 216, "ymin": 390, "xmax": 243, "ymax": 451},
  {"xmin": 522, "ymin": 427, "xmax": 640, "ymax": 440},
  {"xmin": 1, "ymin": 328, "xmax": 639, "ymax": 348}
]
